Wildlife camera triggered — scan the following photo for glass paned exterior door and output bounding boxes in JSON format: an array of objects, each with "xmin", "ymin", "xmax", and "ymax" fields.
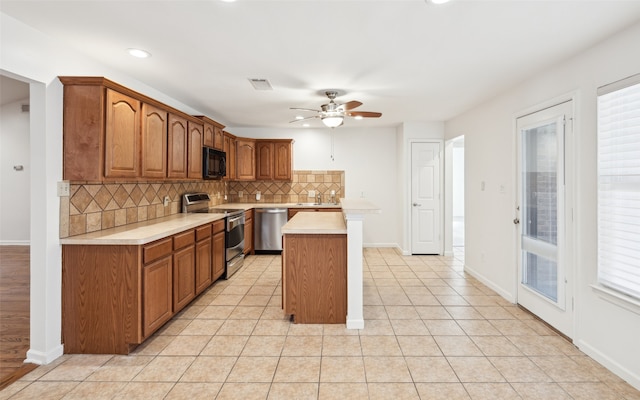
[{"xmin": 521, "ymin": 122, "xmax": 560, "ymax": 302}]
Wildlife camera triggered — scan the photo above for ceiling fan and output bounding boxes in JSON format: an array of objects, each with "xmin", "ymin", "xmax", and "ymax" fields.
[{"xmin": 290, "ymin": 90, "xmax": 382, "ymax": 128}]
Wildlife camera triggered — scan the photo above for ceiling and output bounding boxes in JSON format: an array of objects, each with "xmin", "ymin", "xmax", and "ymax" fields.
[{"xmin": 2, "ymin": 0, "xmax": 640, "ymax": 129}]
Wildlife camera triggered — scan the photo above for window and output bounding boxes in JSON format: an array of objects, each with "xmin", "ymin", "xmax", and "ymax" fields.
[{"xmin": 597, "ymin": 73, "xmax": 640, "ymax": 301}]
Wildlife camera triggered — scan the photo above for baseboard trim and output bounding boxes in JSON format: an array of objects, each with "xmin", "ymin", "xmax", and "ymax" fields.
[
  {"xmin": 25, "ymin": 344, "xmax": 64, "ymax": 365},
  {"xmin": 464, "ymin": 263, "xmax": 516, "ymax": 303},
  {"xmin": 575, "ymin": 339, "xmax": 640, "ymax": 391},
  {"xmin": 0, "ymin": 240, "xmax": 30, "ymax": 246}
]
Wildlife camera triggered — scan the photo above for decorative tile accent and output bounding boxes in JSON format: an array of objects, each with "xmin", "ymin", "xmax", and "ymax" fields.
[
  {"xmin": 60, "ymin": 170, "xmax": 344, "ymax": 238},
  {"xmin": 229, "ymin": 170, "xmax": 344, "ymax": 204}
]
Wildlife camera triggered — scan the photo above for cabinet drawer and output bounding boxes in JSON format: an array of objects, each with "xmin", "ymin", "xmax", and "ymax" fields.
[
  {"xmin": 143, "ymin": 238, "xmax": 172, "ymax": 264},
  {"xmin": 174, "ymin": 229, "xmax": 195, "ymax": 250},
  {"xmin": 196, "ymin": 224, "xmax": 212, "ymax": 241},
  {"xmin": 212, "ymin": 219, "xmax": 225, "ymax": 234}
]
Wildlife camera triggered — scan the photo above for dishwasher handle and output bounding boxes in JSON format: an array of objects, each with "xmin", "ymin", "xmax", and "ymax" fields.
[{"xmin": 255, "ymin": 208, "xmax": 287, "ymax": 213}]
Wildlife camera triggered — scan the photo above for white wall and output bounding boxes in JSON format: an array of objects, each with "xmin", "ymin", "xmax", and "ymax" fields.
[
  {"xmin": 0, "ymin": 12, "xmax": 215, "ymax": 365},
  {"xmin": 445, "ymin": 21, "xmax": 640, "ymax": 388},
  {"xmin": 227, "ymin": 127, "xmax": 400, "ymax": 247},
  {"xmin": 0, "ymin": 96, "xmax": 30, "ymax": 244}
]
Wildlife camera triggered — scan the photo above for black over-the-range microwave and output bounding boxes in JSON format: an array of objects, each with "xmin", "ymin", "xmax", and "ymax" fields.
[{"xmin": 203, "ymin": 147, "xmax": 226, "ymax": 179}]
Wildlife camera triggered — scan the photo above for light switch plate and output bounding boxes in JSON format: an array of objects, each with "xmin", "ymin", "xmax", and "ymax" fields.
[{"xmin": 57, "ymin": 181, "xmax": 70, "ymax": 197}]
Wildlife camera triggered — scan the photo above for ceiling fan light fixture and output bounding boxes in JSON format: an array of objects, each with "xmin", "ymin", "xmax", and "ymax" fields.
[
  {"xmin": 354, "ymin": 115, "xmax": 363, "ymax": 120},
  {"xmin": 322, "ymin": 116, "xmax": 344, "ymax": 128}
]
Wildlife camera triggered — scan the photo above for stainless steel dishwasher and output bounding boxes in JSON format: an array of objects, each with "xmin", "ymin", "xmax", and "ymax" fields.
[{"xmin": 254, "ymin": 208, "xmax": 288, "ymax": 251}]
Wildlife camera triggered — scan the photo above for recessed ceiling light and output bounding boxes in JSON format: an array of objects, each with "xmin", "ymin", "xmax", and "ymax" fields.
[
  {"xmin": 220, "ymin": 0, "xmax": 236, "ymax": 2},
  {"xmin": 127, "ymin": 48, "xmax": 151, "ymax": 58},
  {"xmin": 303, "ymin": 123, "xmax": 310, "ymax": 127},
  {"xmin": 295, "ymin": 115, "xmax": 304, "ymax": 120},
  {"xmin": 428, "ymin": 0, "xmax": 450, "ymax": 4}
]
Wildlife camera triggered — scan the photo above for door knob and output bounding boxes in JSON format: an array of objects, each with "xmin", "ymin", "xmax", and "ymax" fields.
[
  {"xmin": 513, "ymin": 218, "xmax": 520, "ymax": 225},
  {"xmin": 413, "ymin": 203, "xmax": 422, "ymax": 207}
]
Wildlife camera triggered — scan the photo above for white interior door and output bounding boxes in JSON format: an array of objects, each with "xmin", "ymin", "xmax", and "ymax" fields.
[
  {"xmin": 516, "ymin": 101, "xmax": 573, "ymax": 338},
  {"xmin": 411, "ymin": 142, "xmax": 442, "ymax": 254}
]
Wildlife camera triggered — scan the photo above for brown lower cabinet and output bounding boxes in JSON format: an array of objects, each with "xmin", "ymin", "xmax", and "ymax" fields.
[
  {"xmin": 282, "ymin": 233, "xmax": 347, "ymax": 324},
  {"xmin": 62, "ymin": 220, "xmax": 225, "ymax": 354}
]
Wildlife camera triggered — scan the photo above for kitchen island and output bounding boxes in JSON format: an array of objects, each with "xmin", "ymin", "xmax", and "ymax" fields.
[
  {"xmin": 281, "ymin": 198, "xmax": 380, "ymax": 328},
  {"xmin": 281, "ymin": 212, "xmax": 348, "ymax": 323}
]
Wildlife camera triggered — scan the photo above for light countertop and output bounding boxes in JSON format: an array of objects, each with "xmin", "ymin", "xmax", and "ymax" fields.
[
  {"xmin": 60, "ymin": 213, "xmax": 226, "ymax": 245},
  {"xmin": 60, "ymin": 198, "xmax": 377, "ymax": 245},
  {"xmin": 281, "ymin": 212, "xmax": 347, "ymax": 234},
  {"xmin": 339, "ymin": 198, "xmax": 382, "ymax": 214},
  {"xmin": 212, "ymin": 202, "xmax": 341, "ymax": 210}
]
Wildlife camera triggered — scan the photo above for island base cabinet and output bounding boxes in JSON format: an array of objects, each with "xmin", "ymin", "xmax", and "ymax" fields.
[
  {"xmin": 282, "ymin": 234, "xmax": 347, "ymax": 324},
  {"xmin": 62, "ymin": 245, "xmax": 141, "ymax": 354}
]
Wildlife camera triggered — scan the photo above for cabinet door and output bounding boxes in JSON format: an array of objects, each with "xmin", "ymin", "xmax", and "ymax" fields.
[
  {"xmin": 224, "ymin": 136, "xmax": 237, "ymax": 180},
  {"xmin": 188, "ymin": 122, "xmax": 204, "ymax": 179},
  {"xmin": 143, "ymin": 255, "xmax": 173, "ymax": 338},
  {"xmin": 256, "ymin": 141, "xmax": 274, "ymax": 180},
  {"xmin": 141, "ymin": 103, "xmax": 168, "ymax": 179},
  {"xmin": 203, "ymin": 122, "xmax": 215, "ymax": 148},
  {"xmin": 274, "ymin": 140, "xmax": 293, "ymax": 181},
  {"xmin": 244, "ymin": 210, "xmax": 254, "ymax": 255},
  {"xmin": 195, "ymin": 237, "xmax": 212, "ymax": 295},
  {"xmin": 236, "ymin": 139, "xmax": 256, "ymax": 181},
  {"xmin": 173, "ymin": 245, "xmax": 196, "ymax": 312},
  {"xmin": 168, "ymin": 114, "xmax": 188, "ymax": 178},
  {"xmin": 214, "ymin": 126, "xmax": 224, "ymax": 151},
  {"xmin": 105, "ymin": 89, "xmax": 141, "ymax": 178},
  {"xmin": 212, "ymin": 230, "xmax": 225, "ymax": 281},
  {"xmin": 231, "ymin": 138, "xmax": 237, "ymax": 180}
]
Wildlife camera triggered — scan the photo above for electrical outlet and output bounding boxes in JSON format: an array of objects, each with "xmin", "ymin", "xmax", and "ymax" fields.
[
  {"xmin": 308, "ymin": 190, "xmax": 315, "ymax": 198},
  {"xmin": 256, "ymin": 191, "xmax": 261, "ymax": 201},
  {"xmin": 57, "ymin": 181, "xmax": 70, "ymax": 197},
  {"xmin": 163, "ymin": 195, "xmax": 170, "ymax": 207},
  {"xmin": 238, "ymin": 191, "xmax": 243, "ymax": 198}
]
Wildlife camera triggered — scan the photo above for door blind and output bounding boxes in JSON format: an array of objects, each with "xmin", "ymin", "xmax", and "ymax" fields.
[{"xmin": 597, "ymin": 75, "xmax": 640, "ymax": 300}]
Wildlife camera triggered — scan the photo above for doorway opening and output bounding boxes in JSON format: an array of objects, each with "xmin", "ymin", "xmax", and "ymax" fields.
[{"xmin": 0, "ymin": 74, "xmax": 34, "ymax": 388}]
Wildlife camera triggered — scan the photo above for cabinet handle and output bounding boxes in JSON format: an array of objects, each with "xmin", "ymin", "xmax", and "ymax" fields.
[{"xmin": 413, "ymin": 203, "xmax": 422, "ymax": 207}]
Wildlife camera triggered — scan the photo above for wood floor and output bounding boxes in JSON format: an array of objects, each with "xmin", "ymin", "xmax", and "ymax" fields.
[{"xmin": 0, "ymin": 246, "xmax": 36, "ymax": 390}]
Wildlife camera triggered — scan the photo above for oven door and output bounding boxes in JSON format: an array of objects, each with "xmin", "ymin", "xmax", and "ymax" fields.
[{"xmin": 226, "ymin": 213, "xmax": 245, "ymax": 260}]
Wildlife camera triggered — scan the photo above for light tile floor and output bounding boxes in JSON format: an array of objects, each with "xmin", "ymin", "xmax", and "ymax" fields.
[{"xmin": 2, "ymin": 248, "xmax": 639, "ymax": 399}]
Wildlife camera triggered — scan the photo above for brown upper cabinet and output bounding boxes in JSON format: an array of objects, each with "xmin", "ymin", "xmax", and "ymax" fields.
[
  {"xmin": 104, "ymin": 89, "xmax": 141, "ymax": 178},
  {"xmin": 60, "ymin": 77, "xmax": 226, "ymax": 182},
  {"xmin": 187, "ymin": 121, "xmax": 204, "ymax": 179},
  {"xmin": 167, "ymin": 114, "xmax": 188, "ymax": 179},
  {"xmin": 223, "ymin": 131, "xmax": 237, "ymax": 181},
  {"xmin": 141, "ymin": 104, "xmax": 168, "ymax": 179},
  {"xmin": 256, "ymin": 139, "xmax": 293, "ymax": 181},
  {"xmin": 195, "ymin": 116, "xmax": 225, "ymax": 151},
  {"xmin": 236, "ymin": 138, "xmax": 256, "ymax": 181}
]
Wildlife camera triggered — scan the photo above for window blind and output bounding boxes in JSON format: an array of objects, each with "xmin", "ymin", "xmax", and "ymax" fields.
[{"xmin": 597, "ymin": 74, "xmax": 640, "ymax": 300}]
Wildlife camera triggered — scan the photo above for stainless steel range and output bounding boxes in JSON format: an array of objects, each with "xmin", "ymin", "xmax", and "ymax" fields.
[{"xmin": 182, "ymin": 193, "xmax": 245, "ymax": 279}]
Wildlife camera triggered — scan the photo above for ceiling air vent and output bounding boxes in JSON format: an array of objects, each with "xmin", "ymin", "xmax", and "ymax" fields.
[{"xmin": 248, "ymin": 78, "xmax": 272, "ymax": 90}]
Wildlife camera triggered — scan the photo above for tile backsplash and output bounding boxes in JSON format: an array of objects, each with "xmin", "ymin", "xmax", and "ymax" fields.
[
  {"xmin": 230, "ymin": 170, "xmax": 344, "ymax": 204},
  {"xmin": 61, "ymin": 170, "xmax": 345, "ymax": 238}
]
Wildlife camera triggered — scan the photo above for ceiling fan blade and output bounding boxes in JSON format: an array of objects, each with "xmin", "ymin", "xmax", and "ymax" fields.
[
  {"xmin": 340, "ymin": 100, "xmax": 362, "ymax": 110},
  {"xmin": 289, "ymin": 115, "xmax": 318, "ymax": 123},
  {"xmin": 290, "ymin": 107, "xmax": 320, "ymax": 112},
  {"xmin": 347, "ymin": 111, "xmax": 382, "ymax": 118}
]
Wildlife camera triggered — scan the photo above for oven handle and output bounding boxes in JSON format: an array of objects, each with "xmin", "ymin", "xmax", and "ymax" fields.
[{"xmin": 228, "ymin": 214, "xmax": 245, "ymax": 229}]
